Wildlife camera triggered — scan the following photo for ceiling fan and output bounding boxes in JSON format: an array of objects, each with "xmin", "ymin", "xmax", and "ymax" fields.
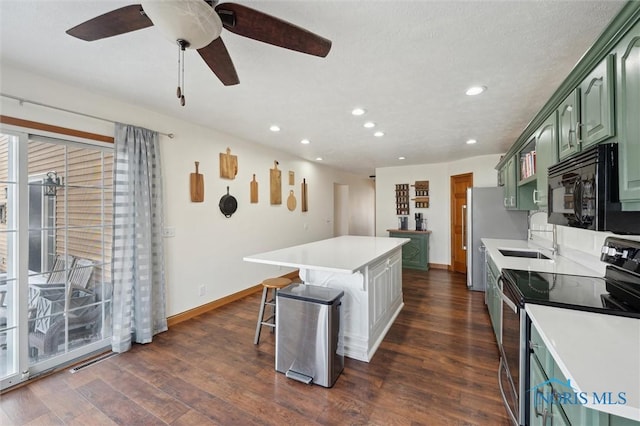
[{"xmin": 66, "ymin": 0, "xmax": 332, "ymax": 105}]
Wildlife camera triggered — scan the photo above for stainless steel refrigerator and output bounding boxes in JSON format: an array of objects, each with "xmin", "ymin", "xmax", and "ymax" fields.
[{"xmin": 466, "ymin": 187, "xmax": 528, "ymax": 291}]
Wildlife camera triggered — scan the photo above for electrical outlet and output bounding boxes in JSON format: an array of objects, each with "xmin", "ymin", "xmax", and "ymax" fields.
[
  {"xmin": 162, "ymin": 227, "xmax": 176, "ymax": 238},
  {"xmin": 199, "ymin": 285, "xmax": 205, "ymax": 297}
]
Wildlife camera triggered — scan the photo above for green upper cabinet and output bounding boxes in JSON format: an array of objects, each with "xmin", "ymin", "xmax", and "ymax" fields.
[
  {"xmin": 615, "ymin": 20, "xmax": 640, "ymax": 210},
  {"xmin": 557, "ymin": 89, "xmax": 581, "ymax": 160},
  {"xmin": 557, "ymin": 55, "xmax": 615, "ymax": 162},
  {"xmin": 502, "ymin": 155, "xmax": 517, "ymax": 208},
  {"xmin": 580, "ymin": 54, "xmax": 615, "ymax": 149},
  {"xmin": 501, "ymin": 152, "xmax": 537, "ymax": 211},
  {"xmin": 533, "ymin": 112, "xmax": 558, "ymax": 211}
]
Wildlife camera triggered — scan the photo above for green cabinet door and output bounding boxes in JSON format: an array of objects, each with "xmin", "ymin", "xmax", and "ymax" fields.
[
  {"xmin": 388, "ymin": 232, "xmax": 429, "ymax": 270},
  {"xmin": 616, "ymin": 21, "xmax": 640, "ymax": 210},
  {"xmin": 503, "ymin": 155, "xmax": 517, "ymax": 209},
  {"xmin": 485, "ymin": 255, "xmax": 500, "ymax": 345},
  {"xmin": 558, "ymin": 89, "xmax": 581, "ymax": 161},
  {"xmin": 530, "ymin": 356, "xmax": 551, "ymax": 426},
  {"xmin": 534, "ymin": 112, "xmax": 558, "ymax": 211},
  {"xmin": 580, "ymin": 55, "xmax": 615, "ymax": 149}
]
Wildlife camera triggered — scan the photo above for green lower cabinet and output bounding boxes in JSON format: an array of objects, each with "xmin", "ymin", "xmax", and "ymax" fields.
[
  {"xmin": 388, "ymin": 231, "xmax": 429, "ymax": 270},
  {"xmin": 530, "ymin": 323, "xmax": 640, "ymax": 426},
  {"xmin": 530, "ymin": 356, "xmax": 571, "ymax": 426},
  {"xmin": 485, "ymin": 254, "xmax": 501, "ymax": 345}
]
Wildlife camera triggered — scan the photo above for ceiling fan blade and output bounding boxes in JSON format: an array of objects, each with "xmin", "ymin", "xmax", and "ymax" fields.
[
  {"xmin": 197, "ymin": 37, "xmax": 240, "ymax": 86},
  {"xmin": 66, "ymin": 4, "xmax": 153, "ymax": 41},
  {"xmin": 215, "ymin": 3, "xmax": 331, "ymax": 57}
]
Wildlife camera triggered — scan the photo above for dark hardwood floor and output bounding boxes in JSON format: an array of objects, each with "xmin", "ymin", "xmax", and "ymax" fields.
[{"xmin": 0, "ymin": 269, "xmax": 510, "ymax": 425}]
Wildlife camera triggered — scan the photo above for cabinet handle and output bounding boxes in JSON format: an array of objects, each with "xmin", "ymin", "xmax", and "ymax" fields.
[
  {"xmin": 577, "ymin": 122, "xmax": 583, "ymax": 144},
  {"xmin": 504, "ymin": 197, "xmax": 508, "ymax": 207},
  {"xmin": 534, "ymin": 388, "xmax": 544, "ymax": 417},
  {"xmin": 542, "ymin": 408, "xmax": 549, "ymax": 425},
  {"xmin": 533, "ymin": 189, "xmax": 539, "ymax": 204},
  {"xmin": 462, "ymin": 205, "xmax": 467, "ymax": 250}
]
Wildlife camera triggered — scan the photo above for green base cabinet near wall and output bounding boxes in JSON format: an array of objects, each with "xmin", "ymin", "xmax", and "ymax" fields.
[
  {"xmin": 387, "ymin": 230, "xmax": 430, "ymax": 270},
  {"xmin": 530, "ymin": 322, "xmax": 639, "ymax": 426}
]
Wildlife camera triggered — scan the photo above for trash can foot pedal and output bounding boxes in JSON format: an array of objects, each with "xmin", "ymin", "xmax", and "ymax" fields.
[{"xmin": 285, "ymin": 369, "xmax": 313, "ymax": 385}]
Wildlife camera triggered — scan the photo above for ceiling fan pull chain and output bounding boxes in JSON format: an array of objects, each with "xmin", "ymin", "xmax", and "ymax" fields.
[
  {"xmin": 176, "ymin": 43, "xmax": 182, "ymax": 99},
  {"xmin": 180, "ymin": 44, "xmax": 186, "ymax": 106}
]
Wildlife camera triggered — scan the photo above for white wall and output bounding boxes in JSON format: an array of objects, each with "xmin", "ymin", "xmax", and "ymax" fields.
[
  {"xmin": 375, "ymin": 154, "xmax": 502, "ymax": 266},
  {"xmin": 375, "ymin": 153, "xmax": 640, "ymax": 271},
  {"xmin": 529, "ymin": 212, "xmax": 640, "ymax": 275},
  {"xmin": 0, "ymin": 65, "xmax": 375, "ymax": 316}
]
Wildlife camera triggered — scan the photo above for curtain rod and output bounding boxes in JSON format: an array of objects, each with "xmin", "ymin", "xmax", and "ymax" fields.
[{"xmin": 0, "ymin": 92, "xmax": 175, "ymax": 139}]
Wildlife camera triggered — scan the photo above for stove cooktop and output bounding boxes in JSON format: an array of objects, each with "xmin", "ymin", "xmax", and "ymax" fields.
[{"xmin": 501, "ymin": 269, "xmax": 640, "ymax": 319}]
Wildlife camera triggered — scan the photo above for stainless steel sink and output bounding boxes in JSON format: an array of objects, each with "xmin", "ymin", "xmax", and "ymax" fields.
[{"xmin": 498, "ymin": 249, "xmax": 551, "ymax": 260}]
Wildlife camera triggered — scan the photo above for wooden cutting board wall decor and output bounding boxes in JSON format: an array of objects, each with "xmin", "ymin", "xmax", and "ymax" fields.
[
  {"xmin": 250, "ymin": 174, "xmax": 258, "ymax": 203},
  {"xmin": 301, "ymin": 178, "xmax": 308, "ymax": 212},
  {"xmin": 270, "ymin": 161, "xmax": 282, "ymax": 205},
  {"xmin": 190, "ymin": 161, "xmax": 204, "ymax": 202},
  {"xmin": 287, "ymin": 190, "xmax": 297, "ymax": 211},
  {"xmin": 219, "ymin": 147, "xmax": 238, "ymax": 179}
]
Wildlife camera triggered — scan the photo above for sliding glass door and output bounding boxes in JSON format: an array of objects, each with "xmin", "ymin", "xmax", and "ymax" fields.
[{"xmin": 0, "ymin": 131, "xmax": 113, "ymax": 390}]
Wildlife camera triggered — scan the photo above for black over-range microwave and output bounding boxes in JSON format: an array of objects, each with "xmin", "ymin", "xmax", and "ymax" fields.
[{"xmin": 548, "ymin": 143, "xmax": 640, "ymax": 234}]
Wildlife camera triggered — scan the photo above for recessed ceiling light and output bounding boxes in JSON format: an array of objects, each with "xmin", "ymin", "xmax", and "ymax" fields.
[
  {"xmin": 465, "ymin": 86, "xmax": 486, "ymax": 96},
  {"xmin": 352, "ymin": 108, "xmax": 366, "ymax": 116},
  {"xmin": 315, "ymin": 157, "xmax": 323, "ymax": 161},
  {"xmin": 466, "ymin": 139, "xmax": 477, "ymax": 145},
  {"xmin": 300, "ymin": 139, "xmax": 310, "ymax": 145},
  {"xmin": 269, "ymin": 125, "xmax": 281, "ymax": 132},
  {"xmin": 398, "ymin": 156, "xmax": 406, "ymax": 160},
  {"xmin": 364, "ymin": 121, "xmax": 375, "ymax": 128},
  {"xmin": 374, "ymin": 131, "xmax": 384, "ymax": 137}
]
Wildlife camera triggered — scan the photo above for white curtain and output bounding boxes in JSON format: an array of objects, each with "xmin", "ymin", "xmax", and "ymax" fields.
[{"xmin": 111, "ymin": 123, "xmax": 167, "ymax": 353}]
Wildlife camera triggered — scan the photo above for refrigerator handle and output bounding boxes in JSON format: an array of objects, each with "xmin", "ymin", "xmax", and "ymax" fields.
[{"xmin": 462, "ymin": 205, "xmax": 467, "ymax": 250}]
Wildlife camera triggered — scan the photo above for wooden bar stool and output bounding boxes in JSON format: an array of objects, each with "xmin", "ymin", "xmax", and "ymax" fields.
[{"xmin": 254, "ymin": 277, "xmax": 292, "ymax": 345}]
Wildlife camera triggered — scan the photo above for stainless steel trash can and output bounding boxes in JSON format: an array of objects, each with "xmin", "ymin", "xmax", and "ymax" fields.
[{"xmin": 276, "ymin": 283, "xmax": 344, "ymax": 388}]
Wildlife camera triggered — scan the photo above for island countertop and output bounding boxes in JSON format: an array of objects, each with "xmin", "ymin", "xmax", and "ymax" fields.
[{"xmin": 243, "ymin": 235, "xmax": 409, "ymax": 274}]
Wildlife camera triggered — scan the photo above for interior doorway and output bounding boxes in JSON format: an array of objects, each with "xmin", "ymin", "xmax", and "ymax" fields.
[
  {"xmin": 333, "ymin": 183, "xmax": 349, "ymax": 236},
  {"xmin": 450, "ymin": 173, "xmax": 473, "ymax": 274}
]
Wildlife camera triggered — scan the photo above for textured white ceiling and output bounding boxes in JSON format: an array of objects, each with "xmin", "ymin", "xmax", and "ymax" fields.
[{"xmin": 0, "ymin": 0, "xmax": 626, "ymax": 176}]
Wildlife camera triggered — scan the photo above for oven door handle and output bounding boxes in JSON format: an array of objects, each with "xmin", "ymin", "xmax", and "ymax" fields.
[
  {"xmin": 497, "ymin": 278, "xmax": 518, "ymax": 313},
  {"xmin": 498, "ymin": 357, "xmax": 519, "ymax": 425}
]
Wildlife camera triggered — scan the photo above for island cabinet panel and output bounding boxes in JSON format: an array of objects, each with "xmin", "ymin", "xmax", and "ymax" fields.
[
  {"xmin": 368, "ymin": 251, "xmax": 402, "ymax": 341},
  {"xmin": 298, "ymin": 246, "xmax": 404, "ymax": 362},
  {"xmin": 615, "ymin": 21, "xmax": 640, "ymax": 210}
]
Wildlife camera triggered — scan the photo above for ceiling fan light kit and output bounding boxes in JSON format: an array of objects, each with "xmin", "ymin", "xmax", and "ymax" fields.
[{"xmin": 65, "ymin": 0, "xmax": 332, "ymax": 106}]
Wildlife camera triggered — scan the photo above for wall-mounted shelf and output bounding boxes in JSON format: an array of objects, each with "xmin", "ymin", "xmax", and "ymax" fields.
[
  {"xmin": 411, "ymin": 180, "xmax": 430, "ymax": 208},
  {"xmin": 412, "ymin": 196, "xmax": 430, "ymax": 208},
  {"xmin": 395, "ymin": 183, "xmax": 410, "ymax": 215}
]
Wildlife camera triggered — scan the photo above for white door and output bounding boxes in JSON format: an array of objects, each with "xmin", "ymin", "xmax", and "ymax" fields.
[{"xmin": 0, "ymin": 131, "xmax": 114, "ymax": 390}]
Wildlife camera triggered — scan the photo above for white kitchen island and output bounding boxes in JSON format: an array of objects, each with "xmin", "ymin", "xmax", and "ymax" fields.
[{"xmin": 243, "ymin": 235, "xmax": 410, "ymax": 362}]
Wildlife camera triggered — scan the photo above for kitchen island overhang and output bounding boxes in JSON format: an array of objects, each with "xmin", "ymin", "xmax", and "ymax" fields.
[{"xmin": 244, "ymin": 235, "xmax": 410, "ymax": 362}]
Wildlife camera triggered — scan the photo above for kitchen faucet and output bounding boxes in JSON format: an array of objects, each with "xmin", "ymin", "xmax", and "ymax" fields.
[{"xmin": 528, "ymin": 211, "xmax": 559, "ymax": 256}]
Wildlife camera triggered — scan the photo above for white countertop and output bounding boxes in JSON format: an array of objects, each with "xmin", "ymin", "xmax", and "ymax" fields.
[
  {"xmin": 481, "ymin": 238, "xmax": 602, "ymax": 277},
  {"xmin": 243, "ymin": 235, "xmax": 410, "ymax": 274},
  {"xmin": 526, "ymin": 304, "xmax": 640, "ymax": 421}
]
